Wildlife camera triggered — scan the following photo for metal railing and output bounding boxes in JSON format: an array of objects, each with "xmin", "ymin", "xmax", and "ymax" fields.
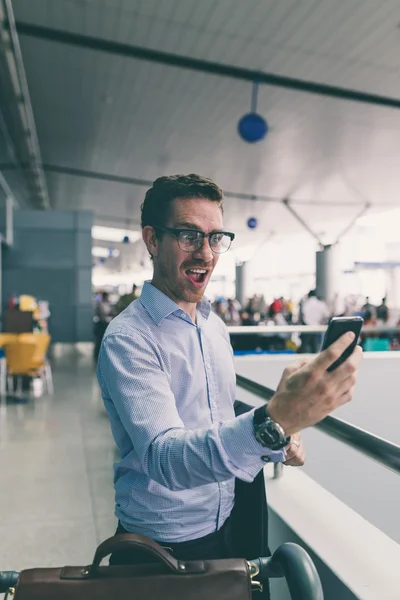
[
  {"xmin": 236, "ymin": 373, "xmax": 400, "ymax": 476},
  {"xmin": 252, "ymin": 543, "xmax": 323, "ymax": 600},
  {"xmin": 228, "ymin": 324, "xmax": 400, "ymax": 335}
]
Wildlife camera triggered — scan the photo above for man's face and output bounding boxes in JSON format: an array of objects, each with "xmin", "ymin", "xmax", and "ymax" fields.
[{"xmin": 152, "ymin": 197, "xmax": 223, "ymax": 305}]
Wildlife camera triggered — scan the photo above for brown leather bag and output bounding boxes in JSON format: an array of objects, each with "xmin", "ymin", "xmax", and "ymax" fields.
[{"xmin": 12, "ymin": 534, "xmax": 255, "ymax": 600}]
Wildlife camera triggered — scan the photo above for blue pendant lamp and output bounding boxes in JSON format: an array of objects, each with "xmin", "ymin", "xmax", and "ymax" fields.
[
  {"xmin": 238, "ymin": 80, "xmax": 268, "ymax": 143},
  {"xmin": 247, "ymin": 217, "xmax": 258, "ymax": 229}
]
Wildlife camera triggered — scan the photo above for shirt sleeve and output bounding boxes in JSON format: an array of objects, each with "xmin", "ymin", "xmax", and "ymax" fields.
[{"xmin": 97, "ymin": 331, "xmax": 285, "ymax": 491}]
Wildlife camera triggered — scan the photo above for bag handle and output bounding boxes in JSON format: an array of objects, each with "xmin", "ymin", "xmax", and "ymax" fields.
[{"xmin": 90, "ymin": 534, "xmax": 182, "ymax": 575}]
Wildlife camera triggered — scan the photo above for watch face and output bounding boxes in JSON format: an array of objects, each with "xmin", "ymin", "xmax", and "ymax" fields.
[
  {"xmin": 262, "ymin": 421, "xmax": 282, "ymax": 446},
  {"xmin": 256, "ymin": 419, "xmax": 287, "ymax": 450}
]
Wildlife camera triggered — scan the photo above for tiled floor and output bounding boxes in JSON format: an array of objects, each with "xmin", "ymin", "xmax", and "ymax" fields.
[{"xmin": 0, "ymin": 347, "xmax": 118, "ymax": 577}]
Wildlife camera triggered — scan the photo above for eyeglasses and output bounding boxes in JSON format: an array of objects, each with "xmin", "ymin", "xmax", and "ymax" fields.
[{"xmin": 155, "ymin": 226, "xmax": 235, "ymax": 254}]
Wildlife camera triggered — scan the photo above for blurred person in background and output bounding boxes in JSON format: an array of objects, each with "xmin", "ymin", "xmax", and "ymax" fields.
[
  {"xmin": 245, "ymin": 295, "xmax": 262, "ymax": 324},
  {"xmin": 284, "ymin": 298, "xmax": 294, "ymax": 324},
  {"xmin": 224, "ymin": 298, "xmax": 241, "ymax": 326},
  {"xmin": 343, "ymin": 294, "xmax": 357, "ymax": 316},
  {"xmin": 212, "ymin": 298, "xmax": 226, "ymax": 320},
  {"xmin": 361, "ymin": 296, "xmax": 376, "ymax": 323},
  {"xmin": 257, "ymin": 294, "xmax": 267, "ymax": 318},
  {"xmin": 116, "ymin": 284, "xmax": 139, "ymax": 315},
  {"xmin": 240, "ymin": 310, "xmax": 258, "ymax": 326},
  {"xmin": 299, "ymin": 289, "xmax": 329, "ymax": 353},
  {"xmin": 269, "ymin": 297, "xmax": 283, "ymax": 317},
  {"xmin": 331, "ymin": 293, "xmax": 345, "ymax": 317},
  {"xmin": 376, "ymin": 297, "xmax": 389, "ymax": 324},
  {"xmin": 94, "ymin": 291, "xmax": 114, "ymax": 361}
]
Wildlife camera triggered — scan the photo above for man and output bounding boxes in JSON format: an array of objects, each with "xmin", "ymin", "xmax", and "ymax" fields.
[
  {"xmin": 97, "ymin": 174, "xmax": 362, "ymax": 563},
  {"xmin": 300, "ymin": 289, "xmax": 330, "ymax": 353},
  {"xmin": 361, "ymin": 296, "xmax": 376, "ymax": 323},
  {"xmin": 224, "ymin": 298, "xmax": 241, "ymax": 326},
  {"xmin": 115, "ymin": 284, "xmax": 138, "ymax": 314},
  {"xmin": 376, "ymin": 297, "xmax": 389, "ymax": 324},
  {"xmin": 93, "ymin": 291, "xmax": 114, "ymax": 361}
]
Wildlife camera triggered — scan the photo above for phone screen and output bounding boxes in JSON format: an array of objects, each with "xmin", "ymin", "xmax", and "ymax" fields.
[{"xmin": 321, "ymin": 317, "xmax": 363, "ymax": 372}]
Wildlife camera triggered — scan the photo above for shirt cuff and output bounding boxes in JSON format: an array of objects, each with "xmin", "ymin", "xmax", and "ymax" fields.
[{"xmin": 219, "ymin": 409, "xmax": 286, "ymax": 481}]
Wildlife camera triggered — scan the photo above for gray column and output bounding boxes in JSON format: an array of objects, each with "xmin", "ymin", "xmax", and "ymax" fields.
[
  {"xmin": 2, "ymin": 209, "xmax": 93, "ymax": 342},
  {"xmin": 235, "ymin": 262, "xmax": 248, "ymax": 307},
  {"xmin": 389, "ymin": 268, "xmax": 400, "ymax": 309},
  {"xmin": 316, "ymin": 244, "xmax": 339, "ymax": 309},
  {"xmin": 0, "ymin": 241, "xmax": 2, "ymax": 321}
]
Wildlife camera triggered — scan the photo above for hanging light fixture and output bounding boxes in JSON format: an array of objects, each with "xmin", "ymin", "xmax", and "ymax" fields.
[
  {"xmin": 247, "ymin": 217, "xmax": 258, "ymax": 229},
  {"xmin": 245, "ymin": 194, "xmax": 259, "ymax": 229},
  {"xmin": 238, "ymin": 80, "xmax": 268, "ymax": 143}
]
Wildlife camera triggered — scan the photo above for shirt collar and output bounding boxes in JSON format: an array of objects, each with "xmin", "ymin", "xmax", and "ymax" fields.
[{"xmin": 139, "ymin": 281, "xmax": 211, "ymax": 326}]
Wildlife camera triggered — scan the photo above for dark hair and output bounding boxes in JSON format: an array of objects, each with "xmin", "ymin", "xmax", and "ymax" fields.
[{"xmin": 141, "ymin": 174, "xmax": 224, "ymax": 229}]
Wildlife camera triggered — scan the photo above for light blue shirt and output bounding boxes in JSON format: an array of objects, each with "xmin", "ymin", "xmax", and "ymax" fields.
[{"xmin": 97, "ymin": 281, "xmax": 284, "ymax": 543}]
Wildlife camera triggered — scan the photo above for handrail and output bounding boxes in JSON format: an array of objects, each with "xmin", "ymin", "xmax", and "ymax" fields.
[
  {"xmin": 0, "ymin": 570, "xmax": 18, "ymax": 593},
  {"xmin": 252, "ymin": 543, "xmax": 324, "ymax": 600},
  {"xmin": 236, "ymin": 373, "xmax": 400, "ymax": 476},
  {"xmin": 228, "ymin": 324, "xmax": 400, "ymax": 335}
]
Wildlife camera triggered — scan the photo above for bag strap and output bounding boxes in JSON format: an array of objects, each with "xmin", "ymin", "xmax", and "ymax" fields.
[{"xmin": 90, "ymin": 534, "xmax": 183, "ymax": 575}]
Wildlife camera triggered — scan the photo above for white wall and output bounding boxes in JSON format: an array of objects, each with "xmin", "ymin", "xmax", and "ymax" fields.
[
  {"xmin": 235, "ymin": 353, "xmax": 400, "ymax": 545},
  {"xmin": 268, "ymin": 510, "xmax": 359, "ymax": 600}
]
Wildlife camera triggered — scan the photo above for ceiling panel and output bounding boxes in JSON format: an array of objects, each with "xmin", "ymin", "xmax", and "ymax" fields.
[
  {"xmin": 12, "ymin": 0, "xmax": 400, "ymax": 95},
  {"xmin": 17, "ymin": 30, "xmax": 400, "ymax": 223},
  {"xmin": 3, "ymin": 0, "xmax": 399, "ymax": 242}
]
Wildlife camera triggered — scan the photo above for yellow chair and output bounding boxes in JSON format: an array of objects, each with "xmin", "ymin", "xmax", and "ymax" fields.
[
  {"xmin": 5, "ymin": 334, "xmax": 53, "ymax": 396},
  {"xmin": 18, "ymin": 333, "xmax": 53, "ymax": 395},
  {"xmin": 0, "ymin": 334, "xmax": 19, "ymax": 395},
  {"xmin": 0, "ymin": 333, "xmax": 19, "ymax": 348},
  {"xmin": 5, "ymin": 338, "xmax": 39, "ymax": 396}
]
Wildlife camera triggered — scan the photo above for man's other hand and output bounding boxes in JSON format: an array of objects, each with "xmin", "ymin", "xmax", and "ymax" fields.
[
  {"xmin": 267, "ymin": 332, "xmax": 363, "ymax": 436},
  {"xmin": 283, "ymin": 433, "xmax": 306, "ymax": 467}
]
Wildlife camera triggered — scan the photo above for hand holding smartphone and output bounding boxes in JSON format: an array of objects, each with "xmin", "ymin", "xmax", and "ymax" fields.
[
  {"xmin": 320, "ymin": 316, "xmax": 363, "ymax": 372},
  {"xmin": 268, "ymin": 317, "xmax": 364, "ymax": 435}
]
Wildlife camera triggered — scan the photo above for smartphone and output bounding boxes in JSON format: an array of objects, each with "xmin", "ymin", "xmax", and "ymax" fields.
[{"xmin": 320, "ymin": 316, "xmax": 363, "ymax": 372}]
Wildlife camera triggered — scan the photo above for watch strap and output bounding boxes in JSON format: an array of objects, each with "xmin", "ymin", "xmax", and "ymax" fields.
[{"xmin": 254, "ymin": 405, "xmax": 267, "ymax": 425}]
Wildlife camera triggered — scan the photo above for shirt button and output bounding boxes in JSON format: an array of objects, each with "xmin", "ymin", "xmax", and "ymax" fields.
[{"xmin": 262, "ymin": 456, "xmax": 271, "ymax": 463}]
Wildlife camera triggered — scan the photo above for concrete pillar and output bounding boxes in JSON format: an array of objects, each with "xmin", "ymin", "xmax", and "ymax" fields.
[
  {"xmin": 235, "ymin": 262, "xmax": 248, "ymax": 307},
  {"xmin": 316, "ymin": 244, "xmax": 340, "ymax": 310},
  {"xmin": 389, "ymin": 268, "xmax": 400, "ymax": 309},
  {"xmin": 386, "ymin": 243, "xmax": 400, "ymax": 309},
  {"xmin": 0, "ymin": 241, "xmax": 2, "ymax": 320},
  {"xmin": 2, "ymin": 210, "xmax": 93, "ymax": 342}
]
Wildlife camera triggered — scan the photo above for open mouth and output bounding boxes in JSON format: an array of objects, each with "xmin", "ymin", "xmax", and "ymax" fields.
[{"xmin": 185, "ymin": 268, "xmax": 208, "ymax": 287}]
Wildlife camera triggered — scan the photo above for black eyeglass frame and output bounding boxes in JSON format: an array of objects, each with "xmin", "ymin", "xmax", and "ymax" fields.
[{"xmin": 154, "ymin": 225, "xmax": 235, "ymax": 254}]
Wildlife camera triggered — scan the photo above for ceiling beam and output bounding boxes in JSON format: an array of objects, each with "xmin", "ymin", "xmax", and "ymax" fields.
[
  {"xmin": 0, "ymin": 162, "xmax": 371, "ymax": 207},
  {"xmin": 1, "ymin": 5, "xmax": 50, "ymax": 208},
  {"xmin": 14, "ymin": 21, "xmax": 400, "ymax": 111}
]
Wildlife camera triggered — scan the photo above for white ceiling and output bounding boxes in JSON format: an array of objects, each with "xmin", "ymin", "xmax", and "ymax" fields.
[{"xmin": 4, "ymin": 0, "xmax": 400, "ymax": 245}]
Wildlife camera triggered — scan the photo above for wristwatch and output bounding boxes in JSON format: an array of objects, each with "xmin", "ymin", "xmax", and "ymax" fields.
[{"xmin": 253, "ymin": 405, "xmax": 290, "ymax": 450}]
